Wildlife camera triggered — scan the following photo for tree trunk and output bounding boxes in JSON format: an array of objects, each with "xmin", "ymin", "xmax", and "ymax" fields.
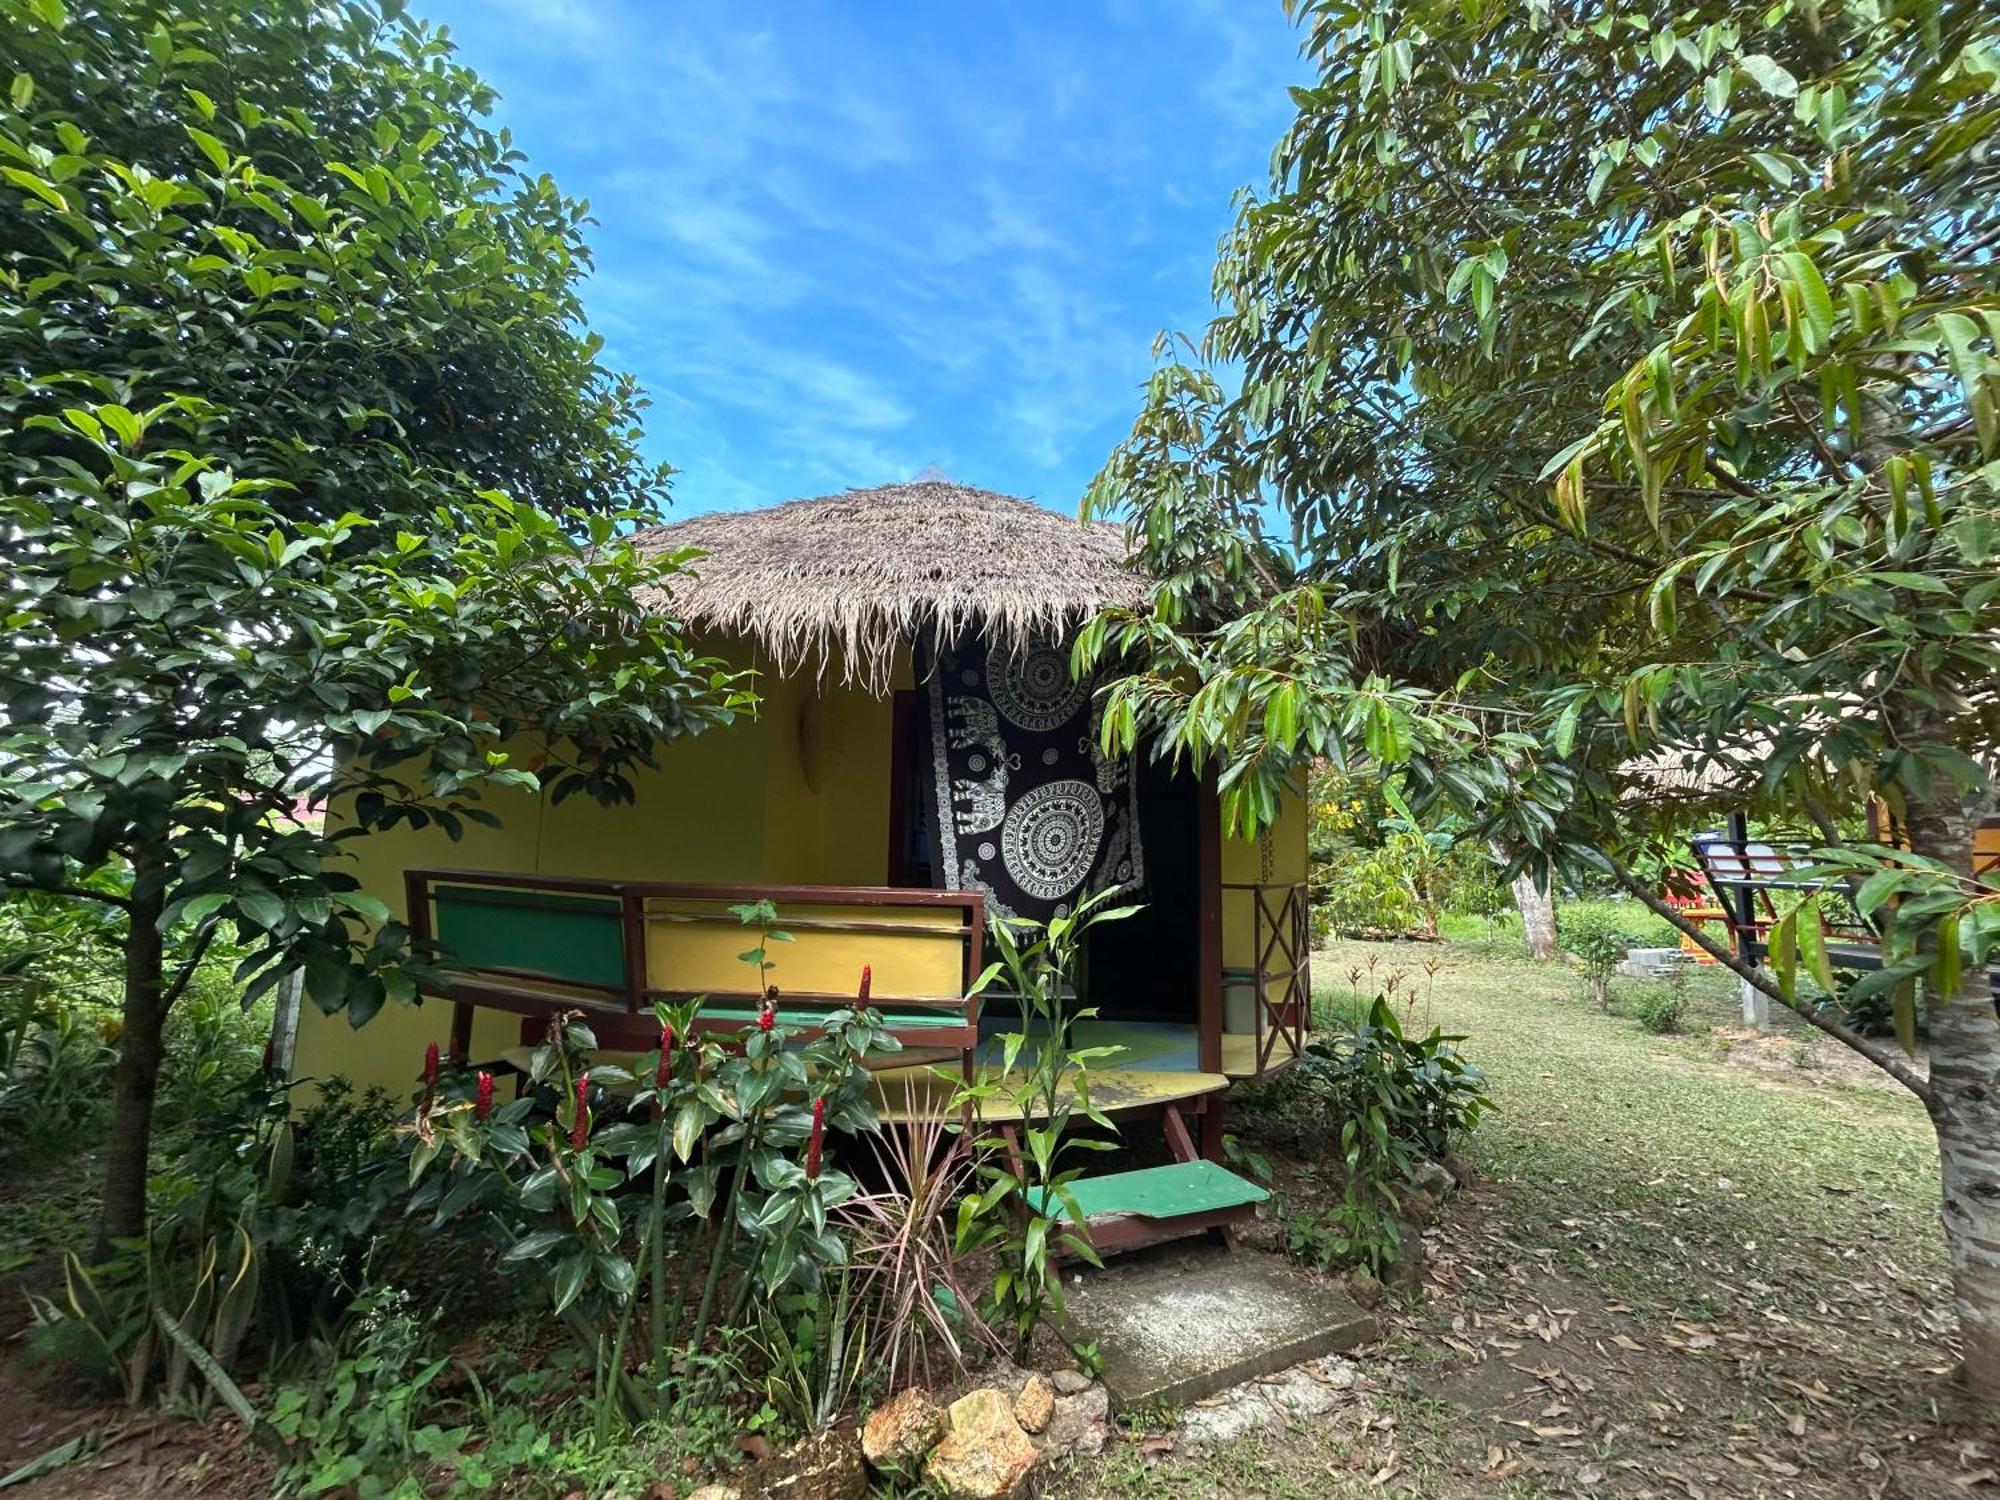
[
  {"xmin": 95, "ymin": 883, "xmax": 165, "ymax": 1261},
  {"xmin": 1904, "ymin": 777, "xmax": 2000, "ymax": 1399},
  {"xmin": 1505, "ymin": 854, "xmax": 1558, "ymax": 960}
]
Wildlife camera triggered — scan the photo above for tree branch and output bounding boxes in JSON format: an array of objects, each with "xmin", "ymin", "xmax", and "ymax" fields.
[
  {"xmin": 2, "ymin": 874, "xmax": 133, "ymax": 911},
  {"xmin": 160, "ymin": 916, "xmax": 223, "ymax": 1011},
  {"xmin": 1603, "ymin": 854, "xmax": 1932, "ymax": 1104}
]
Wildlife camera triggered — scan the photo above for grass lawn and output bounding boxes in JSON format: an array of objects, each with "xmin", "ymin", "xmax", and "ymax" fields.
[{"xmin": 1055, "ymin": 936, "xmax": 1984, "ymax": 1499}]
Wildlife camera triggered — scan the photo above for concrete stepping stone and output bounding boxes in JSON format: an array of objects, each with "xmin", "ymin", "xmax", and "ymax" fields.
[{"xmin": 1058, "ymin": 1244, "xmax": 1378, "ymax": 1413}]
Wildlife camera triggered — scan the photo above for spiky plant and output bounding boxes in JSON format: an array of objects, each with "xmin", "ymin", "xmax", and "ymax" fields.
[{"xmin": 837, "ymin": 1081, "xmax": 999, "ymax": 1387}]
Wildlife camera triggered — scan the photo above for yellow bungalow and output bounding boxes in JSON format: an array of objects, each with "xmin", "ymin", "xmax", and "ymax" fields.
[{"xmin": 290, "ymin": 481, "xmax": 1308, "ymax": 1172}]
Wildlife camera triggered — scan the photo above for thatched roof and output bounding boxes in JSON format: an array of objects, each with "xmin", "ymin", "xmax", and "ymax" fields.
[
  {"xmin": 630, "ymin": 482, "xmax": 1148, "ymax": 693},
  {"xmin": 1621, "ymin": 744, "xmax": 1766, "ymax": 801}
]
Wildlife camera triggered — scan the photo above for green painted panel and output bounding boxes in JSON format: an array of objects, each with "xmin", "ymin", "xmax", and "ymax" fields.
[
  {"xmin": 434, "ymin": 885, "xmax": 625, "ymax": 989},
  {"xmin": 1034, "ymin": 1161, "xmax": 1268, "ymax": 1222}
]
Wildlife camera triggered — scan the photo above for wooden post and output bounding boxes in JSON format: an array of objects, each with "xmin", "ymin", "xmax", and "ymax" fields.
[
  {"xmin": 1726, "ymin": 812, "xmax": 1767, "ymax": 1030},
  {"xmin": 619, "ymin": 887, "xmax": 647, "ymax": 1018},
  {"xmin": 1196, "ymin": 773, "xmax": 1224, "ymax": 1076},
  {"xmin": 404, "ymin": 868, "xmax": 470, "ymax": 1060}
]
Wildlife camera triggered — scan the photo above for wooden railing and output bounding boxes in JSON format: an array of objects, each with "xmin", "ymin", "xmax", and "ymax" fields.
[
  {"xmin": 1223, "ymin": 879, "xmax": 1311, "ymax": 1075},
  {"xmin": 403, "ymin": 868, "xmax": 985, "ymax": 1058}
]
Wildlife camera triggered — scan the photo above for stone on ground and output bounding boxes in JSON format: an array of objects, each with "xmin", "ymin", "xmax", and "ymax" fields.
[
  {"xmin": 1178, "ymin": 1355, "xmax": 1361, "ymax": 1451},
  {"xmin": 923, "ymin": 1388, "xmax": 1039, "ymax": 1499},
  {"xmin": 1012, "ymin": 1373, "xmax": 1055, "ymax": 1434},
  {"xmin": 1039, "ymin": 1383, "xmax": 1110, "ymax": 1458},
  {"xmin": 1059, "ymin": 1244, "xmax": 1377, "ymax": 1413},
  {"xmin": 1050, "ymin": 1368, "xmax": 1093, "ymax": 1396},
  {"xmin": 861, "ymin": 1387, "xmax": 944, "ymax": 1473}
]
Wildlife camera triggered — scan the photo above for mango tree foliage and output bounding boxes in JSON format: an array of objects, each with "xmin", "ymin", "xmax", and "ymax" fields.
[
  {"xmin": 0, "ymin": 0, "xmax": 746, "ymax": 1253},
  {"xmin": 1083, "ymin": 0, "xmax": 2000, "ymax": 1389}
]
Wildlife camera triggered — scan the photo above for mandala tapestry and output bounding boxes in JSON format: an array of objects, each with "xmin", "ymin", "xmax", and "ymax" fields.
[{"xmin": 922, "ymin": 634, "xmax": 1142, "ymax": 923}]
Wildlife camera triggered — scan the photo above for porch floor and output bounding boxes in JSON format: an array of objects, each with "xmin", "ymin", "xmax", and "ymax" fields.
[
  {"xmin": 973, "ymin": 1018, "xmax": 1294, "ymax": 1079},
  {"xmin": 867, "ymin": 1021, "xmax": 1298, "ymax": 1124}
]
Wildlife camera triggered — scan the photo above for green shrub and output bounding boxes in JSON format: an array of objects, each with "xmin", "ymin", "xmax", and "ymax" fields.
[
  {"xmin": 159, "ymin": 975, "xmax": 270, "ymax": 1127},
  {"xmin": 1560, "ymin": 905, "xmax": 1639, "ymax": 1009},
  {"xmin": 1632, "ymin": 986, "xmax": 1687, "ymax": 1034},
  {"xmin": 1241, "ymin": 996, "xmax": 1489, "ymax": 1274}
]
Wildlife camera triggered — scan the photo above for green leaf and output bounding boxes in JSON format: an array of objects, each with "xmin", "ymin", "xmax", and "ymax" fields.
[
  {"xmin": 1781, "ymin": 253, "xmax": 1833, "ymax": 353},
  {"xmin": 550, "ymin": 1253, "xmax": 588, "ymax": 1314},
  {"xmin": 1933, "ymin": 913, "xmax": 1963, "ymax": 1002},
  {"xmin": 1738, "ymin": 53, "xmax": 1797, "ymax": 99},
  {"xmin": 236, "ymin": 887, "xmax": 284, "ymax": 932},
  {"xmin": 186, "ymin": 126, "xmax": 231, "ymax": 173},
  {"xmin": 2, "ymin": 166, "xmax": 68, "ymax": 212},
  {"xmin": 503, "ymin": 1229, "xmax": 568, "ymax": 1262}
]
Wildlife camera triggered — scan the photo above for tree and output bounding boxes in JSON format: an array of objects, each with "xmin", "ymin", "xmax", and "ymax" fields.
[
  {"xmin": 0, "ymin": 0, "xmax": 748, "ymax": 1255},
  {"xmin": 1504, "ymin": 856, "xmax": 1558, "ymax": 961},
  {"xmin": 1081, "ymin": 0, "xmax": 2000, "ymax": 1390}
]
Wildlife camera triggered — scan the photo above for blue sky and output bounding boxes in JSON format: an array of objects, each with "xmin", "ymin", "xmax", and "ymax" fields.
[{"xmin": 419, "ymin": 0, "xmax": 1308, "ymax": 517}]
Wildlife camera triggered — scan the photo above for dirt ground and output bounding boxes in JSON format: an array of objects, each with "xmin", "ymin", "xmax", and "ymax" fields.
[{"xmin": 1050, "ymin": 937, "xmax": 1990, "ymax": 1499}]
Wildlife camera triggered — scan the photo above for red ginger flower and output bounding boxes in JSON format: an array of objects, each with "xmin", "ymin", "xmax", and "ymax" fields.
[
  {"xmin": 570, "ymin": 1073, "xmax": 590, "ymax": 1150},
  {"xmin": 423, "ymin": 1041, "xmax": 440, "ymax": 1090},
  {"xmin": 656, "ymin": 1024, "xmax": 674, "ymax": 1089},
  {"xmin": 858, "ymin": 965, "xmax": 871, "ymax": 1003},
  {"xmin": 758, "ymin": 999, "xmax": 775, "ymax": 1033},
  {"xmin": 474, "ymin": 1070, "xmax": 494, "ymax": 1121},
  {"xmin": 806, "ymin": 1096, "xmax": 826, "ymax": 1180}
]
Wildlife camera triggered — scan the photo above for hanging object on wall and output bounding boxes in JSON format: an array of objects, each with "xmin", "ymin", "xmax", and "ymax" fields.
[{"xmin": 922, "ymin": 634, "xmax": 1142, "ymax": 923}]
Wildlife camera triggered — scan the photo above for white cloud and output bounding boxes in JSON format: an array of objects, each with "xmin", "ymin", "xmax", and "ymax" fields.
[{"xmin": 423, "ymin": 0, "xmax": 1307, "ymax": 514}]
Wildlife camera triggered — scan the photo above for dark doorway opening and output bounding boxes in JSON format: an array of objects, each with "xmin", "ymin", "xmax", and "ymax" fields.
[
  {"xmin": 887, "ymin": 689, "xmax": 937, "ymax": 888},
  {"xmin": 1082, "ymin": 758, "xmax": 1199, "ymax": 1025}
]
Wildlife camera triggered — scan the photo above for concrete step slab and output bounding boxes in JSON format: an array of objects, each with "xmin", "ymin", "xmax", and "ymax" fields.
[{"xmin": 1058, "ymin": 1243, "xmax": 1378, "ymax": 1414}]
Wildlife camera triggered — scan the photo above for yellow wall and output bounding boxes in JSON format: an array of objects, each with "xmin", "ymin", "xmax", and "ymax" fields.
[
  {"xmin": 292, "ymin": 645, "xmax": 1312, "ymax": 1098},
  {"xmin": 293, "ymin": 635, "xmax": 902, "ymax": 1098},
  {"xmin": 1220, "ymin": 778, "xmax": 1310, "ymax": 973}
]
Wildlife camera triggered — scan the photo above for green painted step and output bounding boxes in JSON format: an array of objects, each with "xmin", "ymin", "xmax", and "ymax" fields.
[
  {"xmin": 1035, "ymin": 1161, "xmax": 1268, "ymax": 1223},
  {"xmin": 700, "ymin": 1005, "xmax": 967, "ymax": 1029}
]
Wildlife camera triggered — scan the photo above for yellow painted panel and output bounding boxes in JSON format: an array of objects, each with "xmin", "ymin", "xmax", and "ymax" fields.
[
  {"xmin": 645, "ymin": 899, "xmax": 965, "ymax": 999},
  {"xmin": 1221, "ymin": 780, "xmax": 1308, "ymax": 971}
]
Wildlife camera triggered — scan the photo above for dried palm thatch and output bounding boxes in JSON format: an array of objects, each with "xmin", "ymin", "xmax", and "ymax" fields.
[
  {"xmin": 630, "ymin": 481, "xmax": 1147, "ymax": 693},
  {"xmin": 1621, "ymin": 742, "xmax": 1768, "ymax": 802}
]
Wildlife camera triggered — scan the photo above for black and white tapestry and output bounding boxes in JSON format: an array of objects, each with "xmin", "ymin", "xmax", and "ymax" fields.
[{"xmin": 922, "ymin": 634, "xmax": 1142, "ymax": 923}]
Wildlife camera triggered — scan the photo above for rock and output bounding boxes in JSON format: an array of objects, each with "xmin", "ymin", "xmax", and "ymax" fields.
[
  {"xmin": 1345, "ymin": 1270, "xmax": 1381, "ymax": 1308},
  {"xmin": 1402, "ymin": 1186, "xmax": 1439, "ymax": 1221},
  {"xmin": 735, "ymin": 1427, "xmax": 864, "ymax": 1500},
  {"xmin": 1013, "ymin": 1373, "xmax": 1054, "ymax": 1434},
  {"xmin": 1385, "ymin": 1221, "xmax": 1428, "ymax": 1291},
  {"xmin": 923, "ymin": 1388, "xmax": 1039, "ymax": 1499},
  {"xmin": 861, "ymin": 1387, "xmax": 945, "ymax": 1474},
  {"xmin": 1039, "ymin": 1384, "xmax": 1110, "ymax": 1459},
  {"xmin": 683, "ymin": 1489, "xmax": 741, "ymax": 1500},
  {"xmin": 1179, "ymin": 1356, "xmax": 1360, "ymax": 1452},
  {"xmin": 1050, "ymin": 1368, "xmax": 1093, "ymax": 1396},
  {"xmin": 1410, "ymin": 1159, "xmax": 1457, "ymax": 1198}
]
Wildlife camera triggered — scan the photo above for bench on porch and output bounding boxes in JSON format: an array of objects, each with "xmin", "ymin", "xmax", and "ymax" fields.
[{"xmin": 405, "ymin": 868, "xmax": 986, "ymax": 1060}]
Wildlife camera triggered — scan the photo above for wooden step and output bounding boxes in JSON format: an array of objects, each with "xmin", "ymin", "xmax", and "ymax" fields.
[{"xmin": 1038, "ymin": 1160, "xmax": 1268, "ymax": 1256}]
